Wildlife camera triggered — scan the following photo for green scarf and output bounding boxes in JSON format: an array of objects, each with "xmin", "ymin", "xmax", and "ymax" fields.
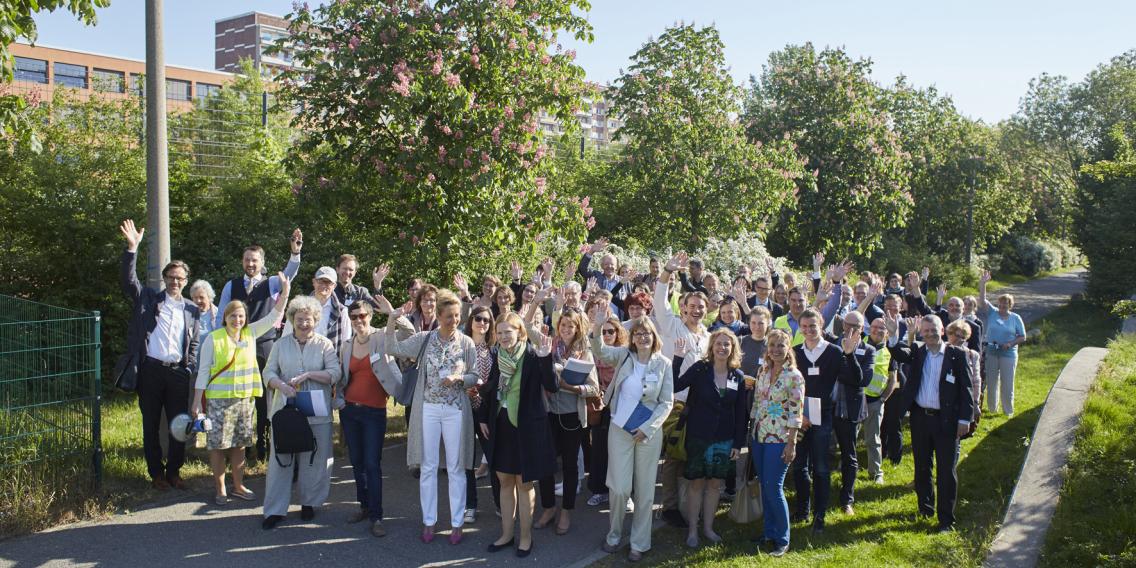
[{"xmin": 497, "ymin": 341, "xmax": 526, "ymax": 427}]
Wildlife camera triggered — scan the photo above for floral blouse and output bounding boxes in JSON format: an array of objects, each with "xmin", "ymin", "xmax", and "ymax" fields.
[
  {"xmin": 751, "ymin": 366, "xmax": 805, "ymax": 444},
  {"xmin": 423, "ymin": 333, "xmax": 466, "ymax": 408}
]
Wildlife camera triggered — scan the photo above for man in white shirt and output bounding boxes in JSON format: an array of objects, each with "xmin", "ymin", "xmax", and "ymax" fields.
[{"xmin": 654, "ymin": 251, "xmax": 711, "ymax": 528}]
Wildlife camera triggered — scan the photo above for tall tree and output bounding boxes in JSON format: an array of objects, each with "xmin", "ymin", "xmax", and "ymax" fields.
[
  {"xmin": 744, "ymin": 44, "xmax": 910, "ymax": 262},
  {"xmin": 608, "ymin": 24, "xmax": 805, "ymax": 251},
  {"xmin": 277, "ymin": 0, "xmax": 595, "ymax": 285}
]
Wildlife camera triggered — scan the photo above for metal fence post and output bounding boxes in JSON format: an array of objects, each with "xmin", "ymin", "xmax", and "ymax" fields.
[
  {"xmin": 262, "ymin": 91, "xmax": 268, "ymax": 128},
  {"xmin": 92, "ymin": 311, "xmax": 103, "ymax": 488}
]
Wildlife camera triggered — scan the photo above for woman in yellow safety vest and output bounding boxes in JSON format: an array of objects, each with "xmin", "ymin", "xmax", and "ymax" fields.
[{"xmin": 192, "ymin": 273, "xmax": 291, "ymax": 506}]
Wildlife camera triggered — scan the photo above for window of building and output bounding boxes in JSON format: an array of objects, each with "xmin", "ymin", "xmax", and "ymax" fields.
[
  {"xmin": 166, "ymin": 79, "xmax": 191, "ymax": 101},
  {"xmin": 92, "ymin": 69, "xmax": 125, "ymax": 93},
  {"xmin": 196, "ymin": 83, "xmax": 222, "ymax": 100},
  {"xmin": 54, "ymin": 62, "xmax": 88, "ymax": 89},
  {"xmin": 15, "ymin": 56, "xmax": 48, "ymax": 84},
  {"xmin": 130, "ymin": 73, "xmax": 145, "ymax": 97}
]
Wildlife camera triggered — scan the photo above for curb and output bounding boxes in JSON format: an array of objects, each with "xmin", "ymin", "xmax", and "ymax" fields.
[{"xmin": 983, "ymin": 346, "xmax": 1109, "ymax": 568}]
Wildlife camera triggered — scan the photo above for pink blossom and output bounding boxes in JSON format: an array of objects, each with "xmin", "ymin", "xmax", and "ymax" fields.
[
  {"xmin": 578, "ymin": 243, "xmax": 590, "ymax": 254},
  {"xmin": 399, "ymin": 231, "xmax": 407, "ymax": 239},
  {"xmin": 491, "ymin": 126, "xmax": 502, "ymax": 144},
  {"xmin": 514, "ymin": 202, "xmax": 523, "ymax": 212},
  {"xmin": 508, "ymin": 39, "xmax": 518, "ymax": 50},
  {"xmin": 586, "ymin": 216, "xmax": 596, "ymax": 229},
  {"xmin": 427, "ymin": 173, "xmax": 436, "ymax": 182},
  {"xmin": 565, "ymin": 49, "xmax": 576, "ymax": 60},
  {"xmin": 583, "ymin": 206, "xmax": 593, "ymax": 216},
  {"xmin": 441, "ymin": 126, "xmax": 452, "ymax": 135},
  {"xmin": 551, "ymin": 206, "xmax": 559, "ymax": 213},
  {"xmin": 403, "ymin": 173, "xmax": 416, "ymax": 182},
  {"xmin": 465, "ymin": 146, "xmax": 475, "ymax": 157},
  {"xmin": 480, "ymin": 151, "xmax": 490, "ymax": 163},
  {"xmin": 480, "ymin": 164, "xmax": 490, "ymax": 173},
  {"xmin": 534, "ymin": 147, "xmax": 546, "ymax": 160},
  {"xmin": 581, "ymin": 196, "xmax": 590, "ymax": 207},
  {"xmin": 431, "ymin": 54, "xmax": 443, "ymax": 75},
  {"xmin": 411, "ymin": 236, "xmax": 419, "ymax": 245},
  {"xmin": 454, "ymin": 130, "xmax": 463, "ymax": 140},
  {"xmin": 444, "ymin": 73, "xmax": 461, "ymax": 88},
  {"xmin": 470, "ymin": 54, "xmax": 480, "ymax": 68},
  {"xmin": 535, "ymin": 177, "xmax": 546, "ymax": 190},
  {"xmin": 349, "ymin": 36, "xmax": 361, "ymax": 50},
  {"xmin": 527, "ymin": 41, "xmax": 536, "ymax": 52},
  {"xmin": 433, "ymin": 22, "xmax": 441, "ymax": 32},
  {"xmin": 535, "ymin": 234, "xmax": 544, "ymax": 242},
  {"xmin": 501, "ymin": 0, "xmax": 516, "ymax": 8},
  {"xmin": 463, "ymin": 158, "xmax": 472, "ymax": 168},
  {"xmin": 438, "ymin": 145, "xmax": 447, "ymax": 158},
  {"xmin": 541, "ymin": 55, "xmax": 551, "ymax": 65}
]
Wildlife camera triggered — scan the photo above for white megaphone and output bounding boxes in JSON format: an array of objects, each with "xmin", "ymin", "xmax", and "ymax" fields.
[{"xmin": 170, "ymin": 413, "xmax": 212, "ymax": 443}]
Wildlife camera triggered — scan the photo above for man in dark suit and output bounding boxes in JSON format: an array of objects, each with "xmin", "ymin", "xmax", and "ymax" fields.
[
  {"xmin": 791, "ymin": 308, "xmax": 863, "ymax": 533},
  {"xmin": 115, "ymin": 220, "xmax": 201, "ymax": 490},
  {"xmin": 885, "ymin": 313, "xmax": 975, "ymax": 532},
  {"xmin": 827, "ymin": 311, "xmax": 875, "ymax": 516},
  {"xmin": 747, "ymin": 274, "xmax": 784, "ymax": 320}
]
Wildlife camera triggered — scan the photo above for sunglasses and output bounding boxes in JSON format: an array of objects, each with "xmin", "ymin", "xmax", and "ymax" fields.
[
  {"xmin": 349, "ymin": 313, "xmax": 371, "ymax": 321},
  {"xmin": 601, "ymin": 328, "xmax": 617, "ymax": 336},
  {"xmin": 472, "ymin": 316, "xmax": 492, "ymax": 325}
]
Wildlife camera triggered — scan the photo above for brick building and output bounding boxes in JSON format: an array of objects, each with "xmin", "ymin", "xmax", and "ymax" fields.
[{"xmin": 214, "ymin": 12, "xmax": 295, "ymax": 76}]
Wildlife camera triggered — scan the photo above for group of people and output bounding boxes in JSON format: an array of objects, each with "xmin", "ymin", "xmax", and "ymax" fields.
[{"xmin": 117, "ymin": 222, "xmax": 1027, "ymax": 561}]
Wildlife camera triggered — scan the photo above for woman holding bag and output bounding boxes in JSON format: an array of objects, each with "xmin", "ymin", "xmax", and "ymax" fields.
[
  {"xmin": 337, "ymin": 300, "xmax": 403, "ymax": 537},
  {"xmin": 585, "ymin": 314, "xmax": 629, "ymax": 508},
  {"xmin": 260, "ymin": 295, "xmax": 341, "ymax": 529},
  {"xmin": 191, "ymin": 273, "xmax": 290, "ymax": 507},
  {"xmin": 749, "ymin": 328, "xmax": 803, "ymax": 557},
  {"xmin": 591, "ymin": 311, "xmax": 674, "ymax": 563},
  {"xmin": 478, "ymin": 312, "xmax": 558, "ymax": 557}
]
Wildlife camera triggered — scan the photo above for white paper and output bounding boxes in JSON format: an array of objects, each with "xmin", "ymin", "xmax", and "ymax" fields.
[
  {"xmin": 806, "ymin": 397, "xmax": 822, "ymax": 426},
  {"xmin": 299, "ymin": 390, "xmax": 329, "ymax": 417}
]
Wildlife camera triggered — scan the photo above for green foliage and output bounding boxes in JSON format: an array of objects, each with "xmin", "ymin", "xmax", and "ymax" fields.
[
  {"xmin": 744, "ymin": 44, "xmax": 911, "ymax": 262},
  {"xmin": 1112, "ymin": 299, "xmax": 1136, "ymax": 319},
  {"xmin": 1075, "ymin": 124, "xmax": 1136, "ymax": 303},
  {"xmin": 608, "ymin": 24, "xmax": 804, "ymax": 251},
  {"xmin": 277, "ymin": 0, "xmax": 595, "ymax": 288},
  {"xmin": 0, "ymin": 0, "xmax": 110, "ymax": 149},
  {"xmin": 996, "ymin": 235, "xmax": 1082, "ymax": 277}
]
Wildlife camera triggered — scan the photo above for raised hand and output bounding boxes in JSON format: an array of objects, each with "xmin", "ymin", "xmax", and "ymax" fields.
[
  {"xmin": 586, "ymin": 276, "xmax": 599, "ymax": 294},
  {"xmin": 534, "ymin": 335, "xmax": 553, "ymax": 357},
  {"xmin": 119, "ymin": 219, "xmax": 144, "ymax": 252},
  {"xmin": 590, "ymin": 304, "xmax": 607, "ymax": 329},
  {"xmin": 290, "ymin": 228, "xmax": 303, "ymax": 254},
  {"xmin": 905, "ymin": 317, "xmax": 920, "ymax": 340},
  {"xmin": 373, "ymin": 294, "xmax": 395, "ymax": 315},
  {"xmin": 624, "ymin": 267, "xmax": 639, "ymax": 283},
  {"xmin": 979, "ymin": 270, "xmax": 992, "ymax": 285},
  {"xmin": 589, "ymin": 237, "xmax": 608, "ymax": 254},
  {"xmin": 764, "ymin": 256, "xmax": 776, "ymax": 275},
  {"xmin": 812, "ymin": 252, "xmax": 825, "ymax": 272},
  {"xmin": 921, "ymin": 266, "xmax": 930, "ymax": 282},
  {"xmin": 540, "ymin": 257, "xmax": 555, "ymax": 280},
  {"xmin": 883, "ymin": 312, "xmax": 899, "ymax": 336},
  {"xmin": 666, "ymin": 251, "xmax": 688, "ymax": 273},
  {"xmin": 674, "ymin": 337, "xmax": 688, "ymax": 357},
  {"xmin": 277, "ymin": 272, "xmax": 291, "ymax": 298},
  {"xmin": 937, "ymin": 284, "xmax": 948, "ymax": 303},
  {"xmin": 373, "ymin": 263, "xmax": 390, "ymax": 289},
  {"xmin": 510, "ymin": 260, "xmax": 523, "ymax": 281},
  {"xmin": 841, "ymin": 334, "xmax": 858, "ymax": 355},
  {"xmin": 452, "ymin": 273, "xmax": 470, "ymax": 297},
  {"xmin": 398, "ymin": 299, "xmax": 414, "ymax": 316}
]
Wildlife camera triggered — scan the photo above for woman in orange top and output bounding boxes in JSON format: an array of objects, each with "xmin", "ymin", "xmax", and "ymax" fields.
[{"xmin": 337, "ymin": 301, "xmax": 402, "ymax": 538}]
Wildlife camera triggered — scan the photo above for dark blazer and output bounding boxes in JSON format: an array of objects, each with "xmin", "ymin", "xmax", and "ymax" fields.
[
  {"xmin": 335, "ymin": 282, "xmax": 379, "ymax": 310},
  {"xmin": 478, "ymin": 346, "xmax": 558, "ymax": 482},
  {"xmin": 888, "ymin": 341, "xmax": 975, "ymax": 429},
  {"xmin": 673, "ymin": 359, "xmax": 749, "ymax": 449},
  {"xmin": 792, "ymin": 341, "xmax": 864, "ymax": 417},
  {"xmin": 821, "ymin": 333, "xmax": 875, "ymax": 422},
  {"xmin": 114, "ymin": 250, "xmax": 202, "ymax": 391},
  {"xmin": 748, "ymin": 296, "xmax": 785, "ymax": 321}
]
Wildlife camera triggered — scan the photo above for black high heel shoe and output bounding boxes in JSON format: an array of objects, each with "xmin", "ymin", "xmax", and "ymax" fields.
[{"xmin": 516, "ymin": 542, "xmax": 533, "ymax": 558}]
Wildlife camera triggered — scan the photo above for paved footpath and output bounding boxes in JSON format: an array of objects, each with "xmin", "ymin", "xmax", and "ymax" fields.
[{"xmin": 0, "ymin": 269, "xmax": 1088, "ymax": 568}]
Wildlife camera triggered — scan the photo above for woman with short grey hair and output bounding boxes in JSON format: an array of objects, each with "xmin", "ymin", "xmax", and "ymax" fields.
[
  {"xmin": 261, "ymin": 294, "xmax": 341, "ymax": 529},
  {"xmin": 188, "ymin": 280, "xmax": 219, "ymax": 334}
]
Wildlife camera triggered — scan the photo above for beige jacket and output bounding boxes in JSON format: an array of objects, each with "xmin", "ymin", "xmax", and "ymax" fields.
[
  {"xmin": 262, "ymin": 333, "xmax": 342, "ymax": 425},
  {"xmin": 590, "ymin": 335, "xmax": 674, "ymax": 441}
]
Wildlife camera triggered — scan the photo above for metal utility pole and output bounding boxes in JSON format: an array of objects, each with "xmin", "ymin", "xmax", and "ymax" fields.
[
  {"xmin": 145, "ymin": 0, "xmax": 170, "ymax": 288},
  {"xmin": 965, "ymin": 156, "xmax": 980, "ymax": 266}
]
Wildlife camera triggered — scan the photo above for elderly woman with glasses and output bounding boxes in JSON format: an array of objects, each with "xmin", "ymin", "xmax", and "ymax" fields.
[
  {"xmin": 260, "ymin": 294, "xmax": 342, "ymax": 529},
  {"xmin": 188, "ymin": 279, "xmax": 220, "ymax": 334},
  {"xmin": 591, "ymin": 310, "xmax": 673, "ymax": 562},
  {"xmin": 336, "ymin": 300, "xmax": 403, "ymax": 537}
]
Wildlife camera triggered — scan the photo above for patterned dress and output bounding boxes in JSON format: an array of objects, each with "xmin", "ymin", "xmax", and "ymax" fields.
[{"xmin": 751, "ymin": 366, "xmax": 805, "ymax": 444}]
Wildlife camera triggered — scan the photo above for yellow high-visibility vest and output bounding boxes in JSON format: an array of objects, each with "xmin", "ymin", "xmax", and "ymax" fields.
[
  {"xmin": 206, "ymin": 327, "xmax": 262, "ymax": 399},
  {"xmin": 773, "ymin": 314, "xmax": 805, "ymax": 347}
]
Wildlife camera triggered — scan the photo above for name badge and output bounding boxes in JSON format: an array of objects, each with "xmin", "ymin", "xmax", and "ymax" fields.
[
  {"xmin": 946, "ymin": 374, "xmax": 956, "ymax": 384},
  {"xmin": 726, "ymin": 379, "xmax": 739, "ymax": 391},
  {"xmin": 645, "ymin": 372, "xmax": 659, "ymax": 383},
  {"xmin": 235, "ymin": 340, "xmax": 249, "ymax": 349},
  {"xmin": 808, "ymin": 366, "xmax": 820, "ymax": 376},
  {"xmin": 369, "ymin": 353, "xmax": 382, "ymax": 364},
  {"xmin": 855, "ymin": 348, "xmax": 866, "ymax": 356},
  {"xmin": 757, "ymin": 357, "xmax": 764, "ymax": 366}
]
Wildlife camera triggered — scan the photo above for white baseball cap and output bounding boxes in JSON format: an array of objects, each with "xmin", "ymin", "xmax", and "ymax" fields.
[{"xmin": 314, "ymin": 266, "xmax": 337, "ymax": 283}]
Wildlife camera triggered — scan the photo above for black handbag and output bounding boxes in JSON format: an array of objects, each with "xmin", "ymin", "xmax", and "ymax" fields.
[
  {"xmin": 394, "ymin": 331, "xmax": 433, "ymax": 406},
  {"xmin": 271, "ymin": 401, "xmax": 315, "ymax": 467}
]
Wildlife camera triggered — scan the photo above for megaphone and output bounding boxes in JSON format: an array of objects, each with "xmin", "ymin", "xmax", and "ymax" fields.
[{"xmin": 170, "ymin": 413, "xmax": 212, "ymax": 443}]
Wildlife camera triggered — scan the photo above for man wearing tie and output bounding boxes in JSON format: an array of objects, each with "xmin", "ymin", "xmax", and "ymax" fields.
[
  {"xmin": 884, "ymin": 313, "xmax": 974, "ymax": 532},
  {"xmin": 215, "ymin": 229, "xmax": 303, "ymax": 460},
  {"xmin": 116, "ymin": 220, "xmax": 202, "ymax": 490}
]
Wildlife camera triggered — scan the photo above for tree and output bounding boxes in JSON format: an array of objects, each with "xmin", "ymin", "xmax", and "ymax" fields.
[
  {"xmin": 277, "ymin": 0, "xmax": 595, "ymax": 286},
  {"xmin": 744, "ymin": 44, "xmax": 910, "ymax": 262},
  {"xmin": 1076, "ymin": 124, "xmax": 1136, "ymax": 302},
  {"xmin": 1, "ymin": 0, "xmax": 110, "ymax": 150},
  {"xmin": 608, "ymin": 24, "xmax": 804, "ymax": 251},
  {"xmin": 884, "ymin": 78, "xmax": 1025, "ymax": 262}
]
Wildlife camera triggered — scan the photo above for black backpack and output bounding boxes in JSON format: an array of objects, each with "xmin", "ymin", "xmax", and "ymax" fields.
[{"xmin": 271, "ymin": 401, "xmax": 316, "ymax": 467}]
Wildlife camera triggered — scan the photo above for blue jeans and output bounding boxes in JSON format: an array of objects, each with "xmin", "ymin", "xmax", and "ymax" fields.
[
  {"xmin": 792, "ymin": 416, "xmax": 832, "ymax": 524},
  {"xmin": 751, "ymin": 441, "xmax": 791, "ymax": 548},
  {"xmin": 340, "ymin": 405, "xmax": 387, "ymax": 521}
]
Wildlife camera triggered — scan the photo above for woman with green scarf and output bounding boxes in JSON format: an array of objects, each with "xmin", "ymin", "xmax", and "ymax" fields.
[{"xmin": 477, "ymin": 312, "xmax": 557, "ymax": 558}]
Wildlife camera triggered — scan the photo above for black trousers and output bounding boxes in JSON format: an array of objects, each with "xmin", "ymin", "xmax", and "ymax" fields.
[
  {"xmin": 540, "ymin": 412, "xmax": 584, "ymax": 510},
  {"xmin": 138, "ymin": 358, "xmax": 191, "ymax": 481},
  {"xmin": 909, "ymin": 406, "xmax": 960, "ymax": 528},
  {"xmin": 881, "ymin": 399, "xmax": 905, "ymax": 463},
  {"xmin": 587, "ymin": 410, "xmax": 610, "ymax": 495},
  {"xmin": 253, "ymin": 354, "xmax": 271, "ymax": 458},
  {"xmin": 833, "ymin": 416, "xmax": 860, "ymax": 507},
  {"xmin": 467, "ymin": 405, "xmax": 501, "ymax": 510}
]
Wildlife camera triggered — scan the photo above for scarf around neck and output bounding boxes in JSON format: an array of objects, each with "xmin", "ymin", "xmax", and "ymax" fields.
[{"xmin": 497, "ymin": 341, "xmax": 526, "ymax": 427}]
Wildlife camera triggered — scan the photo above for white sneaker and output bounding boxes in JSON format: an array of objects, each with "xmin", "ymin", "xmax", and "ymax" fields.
[
  {"xmin": 587, "ymin": 493, "xmax": 609, "ymax": 507},
  {"xmin": 463, "ymin": 508, "xmax": 477, "ymax": 523},
  {"xmin": 626, "ymin": 498, "xmax": 634, "ymax": 513},
  {"xmin": 554, "ymin": 482, "xmax": 564, "ymax": 497}
]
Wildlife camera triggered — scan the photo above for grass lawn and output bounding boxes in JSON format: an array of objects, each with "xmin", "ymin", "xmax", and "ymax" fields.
[
  {"xmin": 595, "ymin": 299, "xmax": 1117, "ymax": 568},
  {"xmin": 1, "ymin": 392, "xmax": 409, "ymax": 537},
  {"xmin": 1039, "ymin": 333, "xmax": 1136, "ymax": 566}
]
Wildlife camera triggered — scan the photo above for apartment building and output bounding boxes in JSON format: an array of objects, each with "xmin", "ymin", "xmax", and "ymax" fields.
[
  {"xmin": 214, "ymin": 12, "xmax": 295, "ymax": 76},
  {"xmin": 537, "ymin": 83, "xmax": 624, "ymax": 147}
]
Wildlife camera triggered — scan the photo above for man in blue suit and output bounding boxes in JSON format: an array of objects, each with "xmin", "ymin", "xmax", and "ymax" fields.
[{"xmin": 115, "ymin": 219, "xmax": 202, "ymax": 490}]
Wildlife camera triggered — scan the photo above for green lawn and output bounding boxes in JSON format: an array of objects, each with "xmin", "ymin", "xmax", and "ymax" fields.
[
  {"xmin": 597, "ymin": 299, "xmax": 1117, "ymax": 568},
  {"xmin": 2, "ymin": 391, "xmax": 409, "ymax": 537},
  {"xmin": 1039, "ymin": 333, "xmax": 1136, "ymax": 567}
]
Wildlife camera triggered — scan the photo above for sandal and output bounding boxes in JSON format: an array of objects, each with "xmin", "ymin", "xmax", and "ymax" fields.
[
  {"xmin": 214, "ymin": 494, "xmax": 228, "ymax": 506},
  {"xmin": 231, "ymin": 488, "xmax": 256, "ymax": 501}
]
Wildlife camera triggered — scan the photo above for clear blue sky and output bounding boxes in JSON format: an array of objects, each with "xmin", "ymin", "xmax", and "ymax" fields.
[{"xmin": 31, "ymin": 0, "xmax": 1136, "ymax": 123}]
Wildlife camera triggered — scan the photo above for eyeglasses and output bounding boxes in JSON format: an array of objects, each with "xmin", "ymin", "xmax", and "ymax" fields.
[
  {"xmin": 164, "ymin": 275, "xmax": 187, "ymax": 283},
  {"xmin": 601, "ymin": 328, "xmax": 617, "ymax": 336},
  {"xmin": 632, "ymin": 332, "xmax": 653, "ymax": 339},
  {"xmin": 472, "ymin": 316, "xmax": 492, "ymax": 325},
  {"xmin": 349, "ymin": 313, "xmax": 371, "ymax": 321}
]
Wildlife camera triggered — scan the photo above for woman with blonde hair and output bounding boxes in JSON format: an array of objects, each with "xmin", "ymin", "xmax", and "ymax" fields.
[
  {"xmin": 592, "ymin": 311, "xmax": 673, "ymax": 562},
  {"xmin": 191, "ymin": 274, "xmax": 291, "ymax": 506},
  {"xmin": 672, "ymin": 328, "xmax": 749, "ymax": 549},
  {"xmin": 478, "ymin": 312, "xmax": 557, "ymax": 557},
  {"xmin": 749, "ymin": 328, "xmax": 804, "ymax": 556},
  {"xmin": 378, "ymin": 288, "xmax": 479, "ymax": 545},
  {"xmin": 261, "ymin": 295, "xmax": 341, "ymax": 529}
]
